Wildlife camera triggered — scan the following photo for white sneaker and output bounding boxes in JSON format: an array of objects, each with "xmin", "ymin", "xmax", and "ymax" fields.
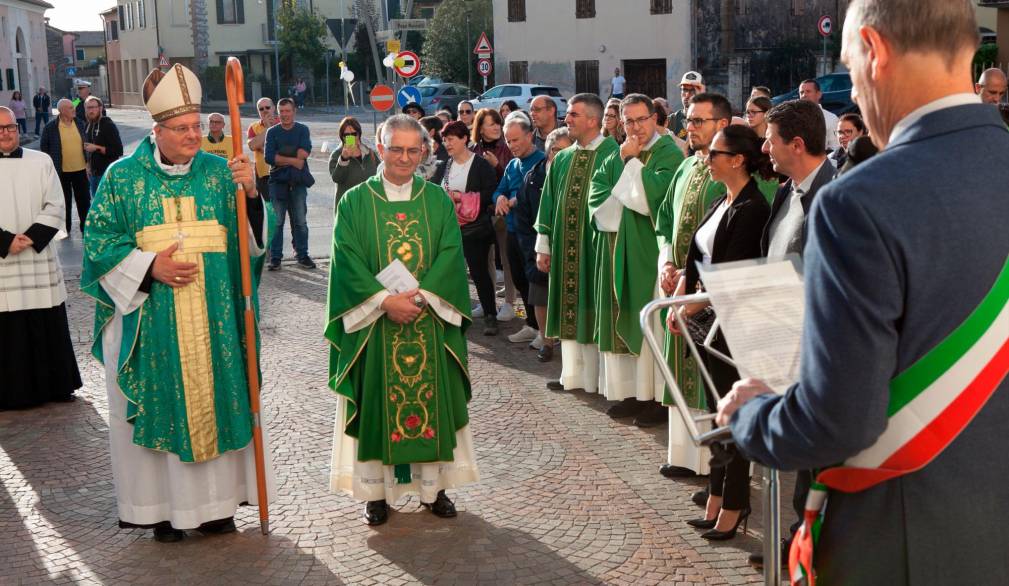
[
  {"xmin": 529, "ymin": 333, "xmax": 545, "ymax": 350},
  {"xmin": 508, "ymin": 325, "xmax": 539, "ymax": 344},
  {"xmin": 497, "ymin": 302, "xmax": 515, "ymax": 321},
  {"xmin": 471, "ymin": 304, "xmax": 485, "ymax": 318}
]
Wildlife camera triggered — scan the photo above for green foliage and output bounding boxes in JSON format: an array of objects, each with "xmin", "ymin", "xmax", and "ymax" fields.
[
  {"xmin": 974, "ymin": 43, "xmax": 999, "ymax": 69},
  {"xmin": 421, "ymin": 0, "xmax": 492, "ymax": 90},
  {"xmin": 201, "ymin": 65, "xmax": 226, "ymax": 100},
  {"xmin": 278, "ymin": 4, "xmax": 330, "ymax": 74}
]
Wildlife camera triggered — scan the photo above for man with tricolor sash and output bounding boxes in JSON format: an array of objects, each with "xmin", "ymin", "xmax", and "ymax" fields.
[{"xmin": 715, "ymin": 1, "xmax": 1009, "ymax": 583}]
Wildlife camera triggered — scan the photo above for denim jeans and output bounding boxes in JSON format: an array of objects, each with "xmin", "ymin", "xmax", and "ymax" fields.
[
  {"xmin": 269, "ymin": 181, "xmax": 309, "ymax": 261},
  {"xmin": 34, "ymin": 112, "xmax": 49, "ymax": 135},
  {"xmin": 16, "ymin": 118, "xmax": 26, "ymax": 134},
  {"xmin": 89, "ymin": 174, "xmax": 102, "ymax": 197}
]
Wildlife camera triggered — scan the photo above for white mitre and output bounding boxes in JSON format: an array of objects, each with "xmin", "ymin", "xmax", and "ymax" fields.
[{"xmin": 142, "ymin": 63, "xmax": 202, "ymax": 122}]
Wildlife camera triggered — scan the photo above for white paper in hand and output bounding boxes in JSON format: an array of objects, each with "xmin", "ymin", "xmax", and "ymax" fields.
[{"xmin": 376, "ymin": 258, "xmax": 419, "ymax": 294}]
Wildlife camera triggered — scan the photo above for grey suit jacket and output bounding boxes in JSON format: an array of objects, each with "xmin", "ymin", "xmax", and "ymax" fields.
[
  {"xmin": 759, "ymin": 159, "xmax": 834, "ymax": 257},
  {"xmin": 731, "ymin": 103, "xmax": 1009, "ymax": 584}
]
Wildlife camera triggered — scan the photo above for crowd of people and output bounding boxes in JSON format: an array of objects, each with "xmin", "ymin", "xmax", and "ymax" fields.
[{"xmin": 1, "ymin": 0, "xmax": 1007, "ymax": 580}]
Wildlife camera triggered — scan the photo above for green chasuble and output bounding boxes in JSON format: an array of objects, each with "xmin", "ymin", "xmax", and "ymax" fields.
[
  {"xmin": 81, "ymin": 138, "xmax": 270, "ymax": 463},
  {"xmin": 654, "ymin": 156, "xmax": 727, "ymax": 409},
  {"xmin": 326, "ymin": 175, "xmax": 472, "ymax": 466},
  {"xmin": 534, "ymin": 136, "xmax": 620, "ymax": 343},
  {"xmin": 587, "ymin": 134, "xmax": 684, "ymax": 355}
]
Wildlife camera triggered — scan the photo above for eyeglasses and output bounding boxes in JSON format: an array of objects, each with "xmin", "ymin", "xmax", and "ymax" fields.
[
  {"xmin": 342, "ymin": 132, "xmax": 359, "ymax": 138},
  {"xmin": 604, "ymin": 113, "xmax": 618, "ymax": 120},
  {"xmin": 706, "ymin": 149, "xmax": 739, "ymax": 159},
  {"xmin": 530, "ymin": 106, "xmax": 551, "ymax": 113},
  {"xmin": 258, "ymin": 106, "xmax": 273, "ymax": 111},
  {"xmin": 159, "ymin": 122, "xmax": 206, "ymax": 135},
  {"xmin": 386, "ymin": 146, "xmax": 424, "ymax": 158},
  {"xmin": 745, "ymin": 109, "xmax": 766, "ymax": 117},
  {"xmin": 623, "ymin": 115, "xmax": 654, "ymax": 128},
  {"xmin": 459, "ymin": 109, "xmax": 474, "ymax": 115},
  {"xmin": 0, "ymin": 125, "xmax": 18, "ymax": 134},
  {"xmin": 685, "ymin": 117, "xmax": 721, "ymax": 128}
]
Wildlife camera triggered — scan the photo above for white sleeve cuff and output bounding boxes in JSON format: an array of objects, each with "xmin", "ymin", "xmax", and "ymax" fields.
[
  {"xmin": 249, "ymin": 222, "xmax": 266, "ymax": 257},
  {"xmin": 657, "ymin": 244, "xmax": 674, "ymax": 270},
  {"xmin": 534, "ymin": 234, "xmax": 551, "ymax": 255},
  {"xmin": 420, "ymin": 289, "xmax": 463, "ymax": 326},
  {"xmin": 343, "ymin": 290, "xmax": 391, "ymax": 333},
  {"xmin": 591, "ymin": 194, "xmax": 622, "ymax": 232},
  {"xmin": 100, "ymin": 250, "xmax": 156, "ymax": 315},
  {"xmin": 613, "ymin": 158, "xmax": 652, "ymax": 216}
]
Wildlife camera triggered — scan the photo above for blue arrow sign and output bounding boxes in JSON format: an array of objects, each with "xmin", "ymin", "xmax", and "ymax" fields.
[{"xmin": 397, "ymin": 85, "xmax": 422, "ymax": 109}]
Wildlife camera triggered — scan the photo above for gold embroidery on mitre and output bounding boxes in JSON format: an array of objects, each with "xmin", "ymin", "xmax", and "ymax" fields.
[{"xmin": 136, "ymin": 197, "xmax": 227, "ymax": 462}]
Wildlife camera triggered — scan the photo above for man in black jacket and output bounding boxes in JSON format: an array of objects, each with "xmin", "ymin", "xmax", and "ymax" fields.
[
  {"xmin": 32, "ymin": 87, "xmax": 51, "ymax": 136},
  {"xmin": 39, "ymin": 99, "xmax": 89, "ymax": 234},
  {"xmin": 83, "ymin": 97, "xmax": 123, "ymax": 196}
]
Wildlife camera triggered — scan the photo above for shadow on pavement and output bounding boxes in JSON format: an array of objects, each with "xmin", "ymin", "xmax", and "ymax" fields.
[{"xmin": 367, "ymin": 511, "xmax": 606, "ymax": 585}]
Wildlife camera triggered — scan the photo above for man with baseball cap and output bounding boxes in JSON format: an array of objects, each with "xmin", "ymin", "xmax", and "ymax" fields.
[{"xmin": 669, "ymin": 71, "xmax": 705, "ymax": 144}]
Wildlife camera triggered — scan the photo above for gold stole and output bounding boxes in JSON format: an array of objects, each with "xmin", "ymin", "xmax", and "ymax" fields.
[{"xmin": 135, "ymin": 196, "xmax": 228, "ymax": 462}]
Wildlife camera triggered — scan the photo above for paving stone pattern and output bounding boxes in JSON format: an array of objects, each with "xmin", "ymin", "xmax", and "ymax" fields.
[{"xmin": 0, "ymin": 262, "xmax": 776, "ymax": 585}]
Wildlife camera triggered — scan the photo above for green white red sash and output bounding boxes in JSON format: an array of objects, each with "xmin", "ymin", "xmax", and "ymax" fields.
[{"xmin": 790, "ymin": 256, "xmax": 1009, "ymax": 585}]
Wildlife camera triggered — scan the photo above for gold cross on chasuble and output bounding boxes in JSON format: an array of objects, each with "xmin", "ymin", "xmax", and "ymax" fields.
[{"xmin": 136, "ymin": 196, "xmax": 228, "ymax": 462}]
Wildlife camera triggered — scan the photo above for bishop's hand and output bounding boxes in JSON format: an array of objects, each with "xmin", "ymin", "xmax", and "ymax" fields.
[
  {"xmin": 227, "ymin": 154, "xmax": 257, "ymax": 197},
  {"xmin": 152, "ymin": 242, "xmax": 199, "ymax": 288},
  {"xmin": 382, "ymin": 289, "xmax": 423, "ymax": 324}
]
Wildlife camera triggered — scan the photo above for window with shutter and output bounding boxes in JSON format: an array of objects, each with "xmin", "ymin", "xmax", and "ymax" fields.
[
  {"xmin": 575, "ymin": 60, "xmax": 599, "ymax": 94},
  {"xmin": 651, "ymin": 0, "xmax": 672, "ymax": 14},
  {"xmin": 118, "ymin": 6, "xmax": 125, "ymax": 31},
  {"xmin": 576, "ymin": 0, "xmax": 595, "ymax": 19},
  {"xmin": 139, "ymin": 0, "xmax": 146, "ymax": 27},
  {"xmin": 508, "ymin": 0, "xmax": 526, "ymax": 22}
]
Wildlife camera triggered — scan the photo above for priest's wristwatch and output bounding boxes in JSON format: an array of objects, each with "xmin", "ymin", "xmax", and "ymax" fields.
[{"xmin": 412, "ymin": 293, "xmax": 427, "ymax": 309}]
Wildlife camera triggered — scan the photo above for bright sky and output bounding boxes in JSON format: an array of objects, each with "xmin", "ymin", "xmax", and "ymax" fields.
[{"xmin": 44, "ymin": 0, "xmax": 117, "ymax": 32}]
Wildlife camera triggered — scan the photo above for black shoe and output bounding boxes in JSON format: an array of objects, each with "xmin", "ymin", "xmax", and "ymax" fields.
[
  {"xmin": 606, "ymin": 398, "xmax": 646, "ymax": 419},
  {"xmin": 364, "ymin": 500, "xmax": 390, "ymax": 526},
  {"xmin": 686, "ymin": 517, "xmax": 718, "ymax": 529},
  {"xmin": 196, "ymin": 517, "xmax": 236, "ymax": 534},
  {"xmin": 483, "ymin": 315, "xmax": 498, "ymax": 336},
  {"xmin": 153, "ymin": 522, "xmax": 185, "ymax": 543},
  {"xmin": 691, "ymin": 489, "xmax": 709, "ymax": 508},
  {"xmin": 421, "ymin": 490, "xmax": 457, "ymax": 518},
  {"xmin": 659, "ymin": 464, "xmax": 697, "ymax": 479},
  {"xmin": 53, "ymin": 394, "xmax": 77, "ymax": 403},
  {"xmin": 268, "ymin": 260, "xmax": 281, "ymax": 271},
  {"xmin": 537, "ymin": 345, "xmax": 554, "ymax": 362},
  {"xmin": 633, "ymin": 403, "xmax": 669, "ymax": 427},
  {"xmin": 297, "ymin": 257, "xmax": 317, "ymax": 269},
  {"xmin": 700, "ymin": 507, "xmax": 751, "ymax": 541},
  {"xmin": 546, "ymin": 380, "xmax": 564, "ymax": 391},
  {"xmin": 749, "ymin": 539, "xmax": 790, "ymax": 569}
]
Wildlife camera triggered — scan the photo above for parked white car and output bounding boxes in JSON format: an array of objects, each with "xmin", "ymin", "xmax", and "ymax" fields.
[{"xmin": 467, "ymin": 84, "xmax": 568, "ymax": 119}]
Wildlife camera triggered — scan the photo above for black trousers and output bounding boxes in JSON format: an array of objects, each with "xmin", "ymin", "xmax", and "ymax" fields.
[
  {"xmin": 256, "ymin": 175, "xmax": 271, "ymax": 202},
  {"xmin": 462, "ymin": 220, "xmax": 497, "ymax": 319},
  {"xmin": 59, "ymin": 170, "xmax": 90, "ymax": 233},
  {"xmin": 506, "ymin": 231, "xmax": 537, "ymax": 329},
  {"xmin": 704, "ymin": 333, "xmax": 751, "ymax": 511}
]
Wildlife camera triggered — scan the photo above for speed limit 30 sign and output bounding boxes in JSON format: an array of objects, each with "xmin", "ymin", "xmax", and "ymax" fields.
[
  {"xmin": 477, "ymin": 58, "xmax": 492, "ymax": 78},
  {"xmin": 818, "ymin": 15, "xmax": 833, "ymax": 37}
]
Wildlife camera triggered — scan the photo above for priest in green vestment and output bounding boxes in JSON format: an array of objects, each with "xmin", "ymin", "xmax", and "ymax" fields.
[
  {"xmin": 327, "ymin": 115, "xmax": 478, "ymax": 526},
  {"xmin": 81, "ymin": 64, "xmax": 275, "ymax": 543},
  {"xmin": 586, "ymin": 94, "xmax": 684, "ymax": 426},
  {"xmin": 534, "ymin": 93, "xmax": 620, "ymax": 393}
]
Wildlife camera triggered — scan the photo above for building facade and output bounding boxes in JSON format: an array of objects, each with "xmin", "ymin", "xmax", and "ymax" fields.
[
  {"xmin": 493, "ymin": 0, "xmax": 691, "ymax": 101},
  {"xmin": 0, "ymin": 0, "xmax": 50, "ymax": 99}
]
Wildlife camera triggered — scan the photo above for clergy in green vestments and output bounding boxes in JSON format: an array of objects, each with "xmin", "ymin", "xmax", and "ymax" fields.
[
  {"xmin": 327, "ymin": 115, "xmax": 478, "ymax": 527},
  {"xmin": 534, "ymin": 94, "xmax": 620, "ymax": 393},
  {"xmin": 81, "ymin": 64, "xmax": 275, "ymax": 543},
  {"xmin": 586, "ymin": 94, "xmax": 684, "ymax": 425}
]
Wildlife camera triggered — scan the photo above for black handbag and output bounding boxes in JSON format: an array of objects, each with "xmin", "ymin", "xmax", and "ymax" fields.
[{"xmin": 685, "ymin": 306, "xmax": 717, "ymax": 348}]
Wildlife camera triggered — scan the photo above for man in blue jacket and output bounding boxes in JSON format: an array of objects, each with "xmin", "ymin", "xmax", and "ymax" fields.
[{"xmin": 716, "ymin": 1, "xmax": 1009, "ymax": 583}]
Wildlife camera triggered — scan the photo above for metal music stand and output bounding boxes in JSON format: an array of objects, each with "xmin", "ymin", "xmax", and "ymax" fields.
[{"xmin": 641, "ymin": 293, "xmax": 782, "ymax": 585}]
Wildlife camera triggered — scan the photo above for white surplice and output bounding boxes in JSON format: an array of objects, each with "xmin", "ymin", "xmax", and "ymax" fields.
[
  {"xmin": 100, "ymin": 148, "xmax": 276, "ymax": 529},
  {"xmin": 329, "ymin": 175, "xmax": 480, "ymax": 504}
]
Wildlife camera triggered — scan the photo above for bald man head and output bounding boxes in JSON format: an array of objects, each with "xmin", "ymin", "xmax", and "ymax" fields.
[
  {"xmin": 57, "ymin": 99, "xmax": 75, "ymax": 121},
  {"xmin": 976, "ymin": 68, "xmax": 1008, "ymax": 105},
  {"xmin": 0, "ymin": 107, "xmax": 18, "ymax": 153}
]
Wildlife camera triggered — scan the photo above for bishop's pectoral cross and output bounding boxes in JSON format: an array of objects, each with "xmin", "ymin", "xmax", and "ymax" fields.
[{"xmin": 135, "ymin": 196, "xmax": 228, "ymax": 463}]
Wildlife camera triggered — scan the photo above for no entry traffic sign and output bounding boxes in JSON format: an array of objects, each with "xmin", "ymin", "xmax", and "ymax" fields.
[
  {"xmin": 394, "ymin": 51, "xmax": 421, "ymax": 78},
  {"xmin": 397, "ymin": 85, "xmax": 423, "ymax": 109},
  {"xmin": 477, "ymin": 58, "xmax": 492, "ymax": 78},
  {"xmin": 370, "ymin": 84, "xmax": 395, "ymax": 112}
]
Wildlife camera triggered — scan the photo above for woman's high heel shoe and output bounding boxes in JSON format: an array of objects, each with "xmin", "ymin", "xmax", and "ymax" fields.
[
  {"xmin": 700, "ymin": 507, "xmax": 751, "ymax": 541},
  {"xmin": 686, "ymin": 517, "xmax": 718, "ymax": 529}
]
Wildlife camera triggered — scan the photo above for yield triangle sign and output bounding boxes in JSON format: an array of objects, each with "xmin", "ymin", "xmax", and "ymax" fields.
[
  {"xmin": 472, "ymin": 32, "xmax": 493, "ymax": 55},
  {"xmin": 159, "ymin": 54, "xmax": 170, "ymax": 68}
]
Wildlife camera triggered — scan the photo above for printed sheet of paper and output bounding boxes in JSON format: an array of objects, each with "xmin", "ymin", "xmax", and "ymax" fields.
[
  {"xmin": 698, "ymin": 256, "xmax": 804, "ymax": 394},
  {"xmin": 376, "ymin": 259, "xmax": 419, "ymax": 294}
]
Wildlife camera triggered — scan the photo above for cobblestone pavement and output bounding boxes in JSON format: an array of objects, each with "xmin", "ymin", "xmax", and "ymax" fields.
[{"xmin": 0, "ymin": 261, "xmax": 778, "ymax": 585}]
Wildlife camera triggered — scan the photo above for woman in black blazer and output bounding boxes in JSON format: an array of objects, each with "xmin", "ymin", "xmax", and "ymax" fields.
[
  {"xmin": 670, "ymin": 124, "xmax": 773, "ymax": 542},
  {"xmin": 441, "ymin": 120, "xmax": 501, "ymax": 335}
]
